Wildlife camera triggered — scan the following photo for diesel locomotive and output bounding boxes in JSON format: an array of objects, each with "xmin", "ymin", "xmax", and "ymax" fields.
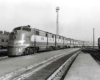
[{"xmin": 8, "ymin": 25, "xmax": 84, "ymax": 56}]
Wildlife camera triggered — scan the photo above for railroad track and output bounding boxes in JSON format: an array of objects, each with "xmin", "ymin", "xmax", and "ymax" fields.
[
  {"xmin": 90, "ymin": 53, "xmax": 100, "ymax": 64},
  {"xmin": 82, "ymin": 48, "xmax": 100, "ymax": 65},
  {"xmin": 8, "ymin": 50, "xmax": 80, "ymax": 80}
]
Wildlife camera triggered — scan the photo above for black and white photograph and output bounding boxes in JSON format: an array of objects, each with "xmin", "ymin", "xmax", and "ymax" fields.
[{"xmin": 0, "ymin": 0, "xmax": 100, "ymax": 80}]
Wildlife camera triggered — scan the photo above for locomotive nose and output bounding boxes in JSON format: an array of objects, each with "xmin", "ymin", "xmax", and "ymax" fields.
[
  {"xmin": 8, "ymin": 30, "xmax": 32, "ymax": 55},
  {"xmin": 8, "ymin": 47, "xmax": 23, "ymax": 56}
]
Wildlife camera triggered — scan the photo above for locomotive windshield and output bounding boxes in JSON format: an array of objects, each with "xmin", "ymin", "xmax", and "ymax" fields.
[
  {"xmin": 22, "ymin": 27, "xmax": 31, "ymax": 31},
  {"xmin": 13, "ymin": 27, "xmax": 22, "ymax": 30},
  {"xmin": 13, "ymin": 26, "xmax": 31, "ymax": 32}
]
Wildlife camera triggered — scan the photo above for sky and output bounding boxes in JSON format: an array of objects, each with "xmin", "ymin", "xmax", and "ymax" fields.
[{"xmin": 0, "ymin": 0, "xmax": 100, "ymax": 44}]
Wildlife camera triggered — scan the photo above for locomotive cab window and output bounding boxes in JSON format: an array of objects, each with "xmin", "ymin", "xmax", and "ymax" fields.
[
  {"xmin": 14, "ymin": 27, "xmax": 21, "ymax": 30},
  {"xmin": 48, "ymin": 33, "xmax": 53, "ymax": 38}
]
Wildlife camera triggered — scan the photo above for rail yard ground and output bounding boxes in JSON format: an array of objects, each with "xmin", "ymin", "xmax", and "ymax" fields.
[
  {"xmin": 0, "ymin": 48, "xmax": 80, "ymax": 80},
  {"xmin": 0, "ymin": 48, "xmax": 100, "ymax": 80}
]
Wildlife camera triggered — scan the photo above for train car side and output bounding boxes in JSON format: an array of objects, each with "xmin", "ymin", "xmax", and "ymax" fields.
[{"xmin": 0, "ymin": 34, "xmax": 8, "ymax": 49}]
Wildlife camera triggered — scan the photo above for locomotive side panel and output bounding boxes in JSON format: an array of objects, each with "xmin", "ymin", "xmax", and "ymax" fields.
[
  {"xmin": 73, "ymin": 39, "xmax": 76, "ymax": 47},
  {"xmin": 75, "ymin": 40, "xmax": 78, "ymax": 47},
  {"xmin": 56, "ymin": 35, "xmax": 64, "ymax": 48},
  {"xmin": 67, "ymin": 38, "xmax": 71, "ymax": 48},
  {"xmin": 63, "ymin": 37, "xmax": 67, "ymax": 48},
  {"xmin": 48, "ymin": 33, "xmax": 56, "ymax": 49},
  {"xmin": 34, "ymin": 29, "xmax": 48, "ymax": 51},
  {"xmin": 70, "ymin": 39, "xmax": 73, "ymax": 48}
]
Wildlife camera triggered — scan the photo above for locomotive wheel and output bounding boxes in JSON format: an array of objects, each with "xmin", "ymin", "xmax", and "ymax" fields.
[
  {"xmin": 56, "ymin": 47, "xmax": 59, "ymax": 50},
  {"xmin": 23, "ymin": 48, "xmax": 35, "ymax": 55},
  {"xmin": 33, "ymin": 48, "xmax": 38, "ymax": 53},
  {"xmin": 34, "ymin": 47, "xmax": 39, "ymax": 53},
  {"xmin": 29, "ymin": 48, "xmax": 34, "ymax": 54},
  {"xmin": 50, "ymin": 47, "xmax": 53, "ymax": 51},
  {"xmin": 37, "ymin": 47, "xmax": 39, "ymax": 52},
  {"xmin": 23, "ymin": 48, "xmax": 29, "ymax": 55},
  {"xmin": 23, "ymin": 48, "xmax": 30, "ymax": 55},
  {"xmin": 46, "ymin": 47, "xmax": 49, "ymax": 51}
]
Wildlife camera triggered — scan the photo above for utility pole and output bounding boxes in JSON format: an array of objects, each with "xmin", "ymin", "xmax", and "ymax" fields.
[
  {"xmin": 93, "ymin": 28, "xmax": 95, "ymax": 48},
  {"xmin": 56, "ymin": 6, "xmax": 60, "ymax": 35}
]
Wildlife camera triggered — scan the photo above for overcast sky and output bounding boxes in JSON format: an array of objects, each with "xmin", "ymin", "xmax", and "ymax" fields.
[{"xmin": 0, "ymin": 0, "xmax": 100, "ymax": 44}]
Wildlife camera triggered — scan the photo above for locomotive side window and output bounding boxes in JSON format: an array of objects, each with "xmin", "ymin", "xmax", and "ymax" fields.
[
  {"xmin": 48, "ymin": 33, "xmax": 52, "ymax": 38},
  {"xmin": 45, "ymin": 33, "xmax": 48, "ymax": 37},
  {"xmin": 36, "ymin": 31, "xmax": 39, "ymax": 35}
]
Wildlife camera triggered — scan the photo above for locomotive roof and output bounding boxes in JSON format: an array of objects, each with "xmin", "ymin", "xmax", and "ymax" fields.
[
  {"xmin": 33, "ymin": 28, "xmax": 56, "ymax": 35},
  {"xmin": 14, "ymin": 25, "xmax": 81, "ymax": 41},
  {"xmin": 33, "ymin": 28, "xmax": 68, "ymax": 37},
  {"xmin": 14, "ymin": 26, "xmax": 70, "ymax": 38}
]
